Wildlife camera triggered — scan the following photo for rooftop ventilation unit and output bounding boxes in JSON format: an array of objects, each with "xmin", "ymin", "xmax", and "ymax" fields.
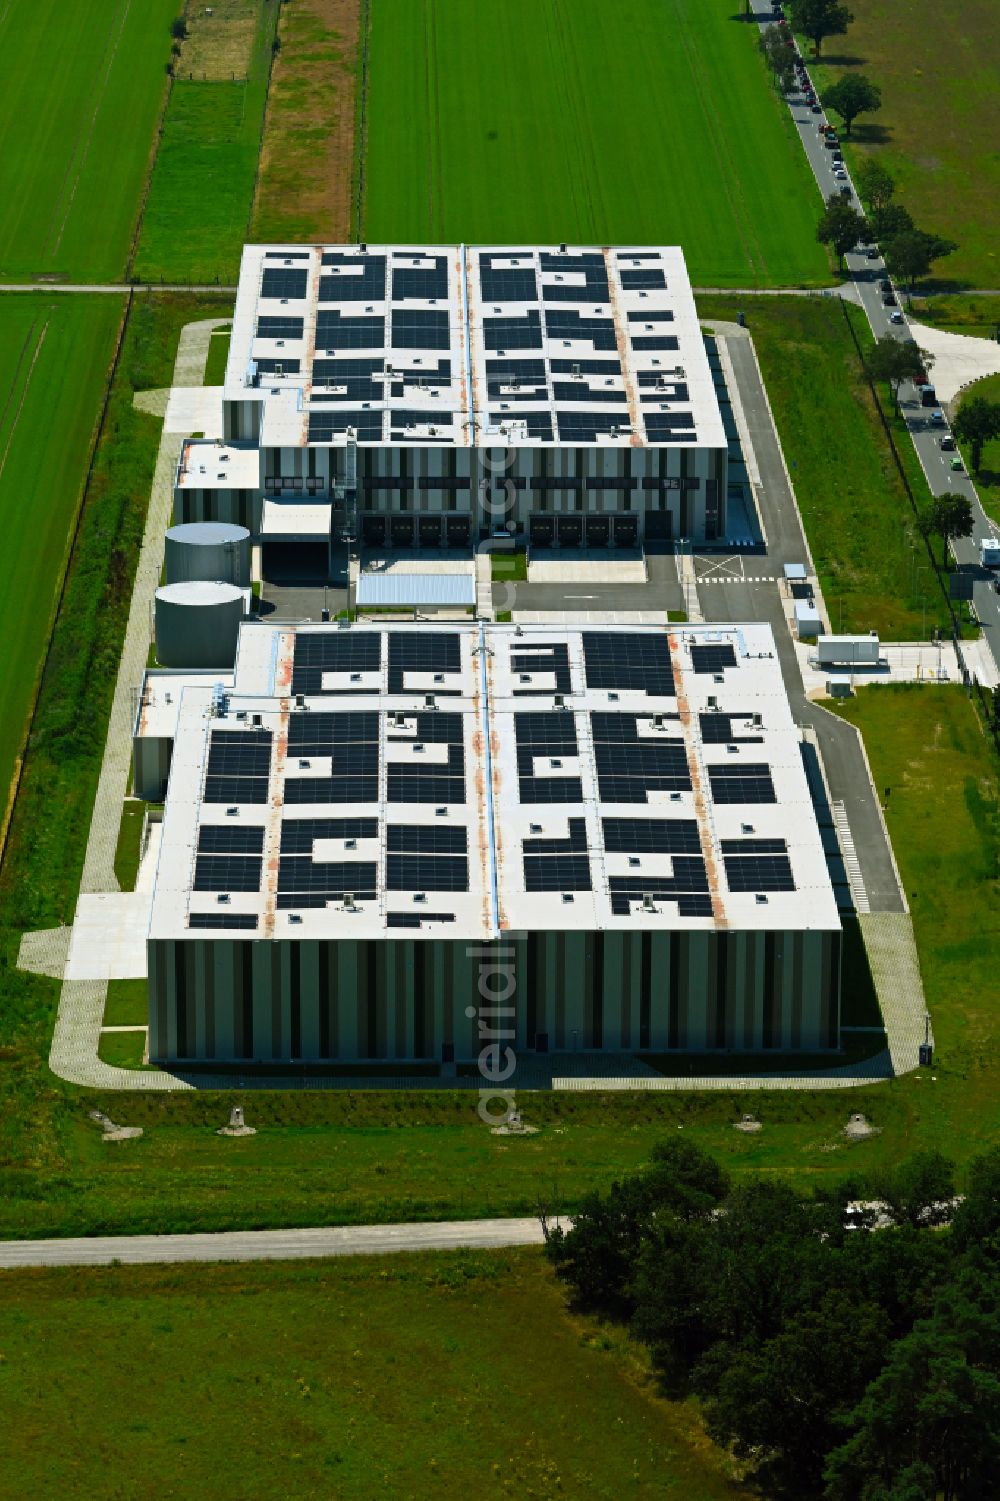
[
  {"xmin": 653, "ymin": 713, "xmax": 666, "ymax": 729},
  {"xmin": 642, "ymin": 893, "xmax": 656, "ymax": 912},
  {"xmin": 707, "ymin": 695, "xmax": 718, "ymax": 710},
  {"xmin": 425, "ymin": 694, "xmax": 436, "ymax": 709},
  {"xmin": 295, "ymin": 693, "xmax": 305, "ymax": 708},
  {"xmin": 217, "ymin": 893, "xmax": 231, "ymax": 904},
  {"xmin": 345, "ymin": 838, "xmax": 357, "ymax": 850},
  {"xmin": 752, "ymin": 712, "xmax": 763, "ymax": 727},
  {"xmin": 343, "ymin": 893, "xmax": 356, "ymax": 911},
  {"xmin": 414, "ymin": 893, "xmax": 426, "ymax": 903},
  {"xmin": 251, "ymin": 713, "xmax": 263, "ymax": 727},
  {"xmin": 741, "ymin": 822, "xmax": 755, "ymax": 834},
  {"xmin": 288, "ymin": 913, "xmax": 302, "ymax": 924},
  {"xmin": 393, "ymin": 711, "xmax": 406, "ymax": 728},
  {"xmin": 755, "ymin": 893, "xmax": 769, "ymax": 905},
  {"xmin": 554, "ymin": 694, "xmax": 565, "ymax": 708},
  {"xmin": 435, "ymin": 806, "xmax": 448, "ymax": 817},
  {"xmin": 226, "ymin": 806, "xmax": 239, "ymax": 817}
]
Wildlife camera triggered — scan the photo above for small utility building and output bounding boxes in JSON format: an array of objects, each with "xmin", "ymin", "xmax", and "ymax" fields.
[{"xmin": 140, "ymin": 620, "xmax": 841, "ymax": 1064}]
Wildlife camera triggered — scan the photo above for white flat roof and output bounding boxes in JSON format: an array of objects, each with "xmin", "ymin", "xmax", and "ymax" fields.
[
  {"xmin": 224, "ymin": 244, "xmax": 726, "ymax": 451},
  {"xmin": 176, "ymin": 440, "xmax": 260, "ymax": 490},
  {"xmin": 147, "ymin": 621, "xmax": 839, "ymax": 943}
]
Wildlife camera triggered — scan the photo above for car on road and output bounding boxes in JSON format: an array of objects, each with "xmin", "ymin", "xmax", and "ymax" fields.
[
  {"xmin": 930, "ymin": 410, "xmax": 945, "ymax": 425},
  {"xmin": 810, "ymin": 101, "xmax": 822, "ymax": 112},
  {"xmin": 866, "ymin": 247, "xmax": 880, "ymax": 260},
  {"xmin": 889, "ymin": 310, "xmax": 904, "ymax": 324},
  {"xmin": 951, "ymin": 457, "xmax": 964, "ymax": 472},
  {"xmin": 882, "ymin": 291, "xmax": 897, "ymax": 306},
  {"xmin": 914, "ymin": 368, "xmax": 930, "ymax": 386},
  {"xmin": 939, "ymin": 435, "xmax": 956, "ymax": 450},
  {"xmin": 839, "ymin": 185, "xmax": 852, "ymax": 198},
  {"xmin": 834, "ymin": 169, "xmax": 848, "ymax": 180}
]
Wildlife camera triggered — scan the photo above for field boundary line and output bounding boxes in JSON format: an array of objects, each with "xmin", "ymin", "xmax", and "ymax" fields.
[
  {"xmin": 352, "ymin": 0, "xmax": 372, "ymax": 239},
  {"xmin": 0, "ymin": 293, "xmax": 131, "ymax": 879},
  {"xmin": 0, "ymin": 316, "xmax": 41, "ymax": 447},
  {"xmin": 124, "ymin": 10, "xmax": 178, "ymax": 282},
  {"xmin": 0, "ymin": 319, "xmax": 48, "ymax": 488},
  {"xmin": 244, "ymin": 0, "xmax": 281, "ymax": 249}
]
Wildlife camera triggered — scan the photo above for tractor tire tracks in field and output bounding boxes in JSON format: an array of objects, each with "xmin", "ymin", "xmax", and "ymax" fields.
[
  {"xmin": 44, "ymin": 0, "xmax": 134, "ymax": 263},
  {"xmin": 671, "ymin": 0, "xmax": 766, "ymax": 284},
  {"xmin": 0, "ymin": 316, "xmax": 49, "ymax": 489}
]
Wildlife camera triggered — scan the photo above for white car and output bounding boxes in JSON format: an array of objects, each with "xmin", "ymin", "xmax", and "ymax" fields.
[
  {"xmin": 834, "ymin": 168, "xmax": 848, "ymax": 180},
  {"xmin": 889, "ymin": 310, "xmax": 904, "ymax": 324}
]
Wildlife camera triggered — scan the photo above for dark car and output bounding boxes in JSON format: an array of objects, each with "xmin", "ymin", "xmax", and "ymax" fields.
[
  {"xmin": 866, "ymin": 246, "xmax": 880, "ymax": 260},
  {"xmin": 913, "ymin": 368, "xmax": 930, "ymax": 386},
  {"xmin": 810, "ymin": 101, "xmax": 822, "ymax": 112},
  {"xmin": 882, "ymin": 290, "xmax": 896, "ymax": 306}
]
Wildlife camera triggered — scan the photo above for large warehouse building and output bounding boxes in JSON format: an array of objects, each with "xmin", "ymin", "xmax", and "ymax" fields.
[
  {"xmin": 174, "ymin": 243, "xmax": 728, "ymax": 573},
  {"xmin": 140, "ymin": 620, "xmax": 842, "ymax": 1065}
]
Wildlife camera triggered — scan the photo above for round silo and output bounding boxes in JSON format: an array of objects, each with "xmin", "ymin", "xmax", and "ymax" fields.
[
  {"xmin": 154, "ymin": 581, "xmax": 245, "ymax": 669},
  {"xmin": 164, "ymin": 521, "xmax": 251, "ymax": 587}
]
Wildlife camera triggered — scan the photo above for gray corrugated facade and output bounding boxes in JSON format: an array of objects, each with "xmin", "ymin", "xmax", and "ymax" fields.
[{"xmin": 149, "ymin": 928, "xmax": 840, "ymax": 1063}]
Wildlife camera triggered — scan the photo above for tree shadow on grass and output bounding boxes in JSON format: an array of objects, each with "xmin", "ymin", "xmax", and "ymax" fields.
[
  {"xmin": 816, "ymin": 52, "xmax": 866, "ymax": 67},
  {"xmin": 853, "ymin": 123, "xmax": 894, "ymax": 146}
]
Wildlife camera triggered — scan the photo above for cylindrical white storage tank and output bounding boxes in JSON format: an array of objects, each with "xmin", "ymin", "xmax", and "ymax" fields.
[
  {"xmin": 164, "ymin": 521, "xmax": 251, "ymax": 586},
  {"xmin": 154, "ymin": 581, "xmax": 244, "ymax": 669}
]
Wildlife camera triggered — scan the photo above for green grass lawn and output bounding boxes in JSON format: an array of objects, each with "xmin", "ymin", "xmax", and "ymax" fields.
[
  {"xmin": 201, "ymin": 327, "xmax": 232, "ymax": 385},
  {"xmin": 835, "ymin": 685, "xmax": 1000, "ymax": 1138},
  {"xmin": 103, "ymin": 978, "xmax": 149, "ymax": 1029},
  {"xmin": 698, "ymin": 294, "xmax": 944, "ymax": 639},
  {"xmin": 948, "ymin": 371, "xmax": 1000, "ymax": 524},
  {"xmin": 0, "ymin": 294, "xmax": 125, "ymax": 823},
  {"xmin": 911, "ymin": 294, "xmax": 1000, "ymax": 340},
  {"xmin": 491, "ymin": 549, "xmax": 527, "ymax": 582},
  {"xmin": 0, "ymin": 1251, "xmax": 741, "ymax": 1500},
  {"xmin": 133, "ymin": 3, "xmax": 277, "ymax": 283},
  {"xmin": 112, "ymin": 801, "xmax": 144, "ymax": 891},
  {"xmin": 0, "ymin": 0, "xmax": 175, "ymax": 280},
  {"xmin": 363, "ymin": 0, "xmax": 830, "ymax": 288},
  {"xmin": 803, "ymin": 0, "xmax": 1000, "ymax": 289}
]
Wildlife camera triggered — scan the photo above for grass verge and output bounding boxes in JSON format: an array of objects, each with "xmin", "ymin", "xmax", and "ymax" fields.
[
  {"xmin": 103, "ymin": 979, "xmax": 149, "ymax": 1029},
  {"xmin": 491, "ymin": 549, "xmax": 527, "ymax": 582},
  {"xmin": 0, "ymin": 1250, "xmax": 740, "ymax": 1500},
  {"xmin": 697, "ymin": 293, "xmax": 948, "ymax": 639},
  {"xmin": 202, "ymin": 327, "xmax": 232, "ymax": 385},
  {"xmin": 801, "ymin": 0, "xmax": 1000, "ymax": 290},
  {"xmin": 112, "ymin": 801, "xmax": 145, "ymax": 891},
  {"xmin": 910, "ymin": 295, "xmax": 1000, "ymax": 340},
  {"xmin": 133, "ymin": 1, "xmax": 278, "ymax": 282},
  {"xmin": 364, "ymin": 0, "xmax": 829, "ymax": 287}
]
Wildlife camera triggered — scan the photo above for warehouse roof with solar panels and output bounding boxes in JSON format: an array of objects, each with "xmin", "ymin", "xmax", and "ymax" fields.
[
  {"xmin": 147, "ymin": 620, "xmax": 839, "ymax": 944},
  {"xmin": 225, "ymin": 244, "xmax": 726, "ymax": 451}
]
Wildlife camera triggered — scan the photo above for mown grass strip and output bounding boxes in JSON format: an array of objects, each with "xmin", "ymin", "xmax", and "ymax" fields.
[{"xmin": 133, "ymin": 0, "xmax": 278, "ymax": 283}]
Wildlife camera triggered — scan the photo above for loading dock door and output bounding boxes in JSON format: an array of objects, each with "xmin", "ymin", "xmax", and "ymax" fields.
[
  {"xmin": 556, "ymin": 515, "xmax": 583, "ymax": 547},
  {"xmin": 418, "ymin": 515, "xmax": 442, "ymax": 547},
  {"xmin": 529, "ymin": 514, "xmax": 554, "ymax": 547},
  {"xmin": 362, "ymin": 515, "xmax": 386, "ymax": 546},
  {"xmin": 262, "ymin": 542, "xmax": 330, "ymax": 584},
  {"xmin": 446, "ymin": 514, "xmax": 471, "ymax": 547},
  {"xmin": 613, "ymin": 514, "xmax": 638, "ymax": 547},
  {"xmin": 585, "ymin": 515, "xmax": 610, "ymax": 546},
  {"xmin": 643, "ymin": 507, "xmax": 673, "ymax": 541},
  {"xmin": 390, "ymin": 515, "xmax": 415, "ymax": 546}
]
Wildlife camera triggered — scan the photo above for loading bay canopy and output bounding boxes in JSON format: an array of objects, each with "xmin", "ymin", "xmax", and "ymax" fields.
[{"xmin": 356, "ymin": 572, "xmax": 475, "ymax": 608}]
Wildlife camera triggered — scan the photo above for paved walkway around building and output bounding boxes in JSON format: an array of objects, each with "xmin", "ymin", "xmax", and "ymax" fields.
[
  {"xmin": 0, "ymin": 1218, "xmax": 551, "ymax": 1269},
  {"xmin": 39, "ymin": 318, "xmax": 228, "ymax": 1093}
]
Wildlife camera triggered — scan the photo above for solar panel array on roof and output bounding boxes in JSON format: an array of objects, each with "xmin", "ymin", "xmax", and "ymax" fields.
[
  {"xmin": 312, "ymin": 357, "xmax": 383, "ymax": 400},
  {"xmin": 277, "ymin": 858, "xmax": 378, "ymax": 908},
  {"xmin": 619, "ymin": 269, "xmax": 666, "ymax": 290},
  {"xmin": 315, "ymin": 311, "xmax": 384, "ymax": 348},
  {"xmin": 194, "ymin": 826, "xmax": 263, "ymax": 892},
  {"xmin": 708, "ymin": 764, "xmax": 777, "ymax": 805},
  {"xmin": 608, "ymin": 861, "xmax": 712, "ymax": 917},
  {"xmin": 479, "ymin": 257, "xmax": 538, "ymax": 303},
  {"xmin": 556, "ymin": 411, "xmax": 629, "ymax": 441},
  {"xmin": 631, "ymin": 335, "xmax": 680, "ymax": 351},
  {"xmin": 308, "ymin": 410, "xmax": 383, "ymax": 441},
  {"xmin": 261, "ymin": 267, "xmax": 307, "ymax": 300},
  {"xmin": 540, "ymin": 257, "xmax": 609, "ymax": 304},
  {"xmin": 484, "ymin": 311, "xmax": 543, "ymax": 351},
  {"xmin": 386, "ymin": 910, "xmax": 456, "ymax": 928},
  {"xmin": 699, "ymin": 713, "xmax": 764, "ymax": 745},
  {"xmin": 522, "ymin": 816, "xmax": 591, "ymax": 892},
  {"xmin": 645, "ymin": 414, "xmax": 696, "ymax": 441},
  {"xmin": 318, "ymin": 257, "xmax": 386, "ymax": 302},
  {"xmin": 189, "ymin": 913, "xmax": 259, "ymax": 930},
  {"xmin": 387, "ymin": 631, "xmax": 461, "ymax": 694},
  {"xmin": 281, "ymin": 817, "xmax": 378, "ymax": 851},
  {"xmin": 591, "ymin": 713, "xmax": 690, "ymax": 803},
  {"xmin": 582, "ymin": 632, "xmax": 674, "ymax": 695},
  {"xmin": 292, "ymin": 630, "xmax": 381, "ymax": 695},
  {"xmin": 203, "ymin": 728, "xmax": 272, "ymax": 805},
  {"xmin": 602, "ymin": 818, "xmax": 700, "ymax": 853},
  {"xmin": 511, "ymin": 641, "xmax": 572, "ymax": 696},
  {"xmin": 392, "ymin": 257, "xmax": 448, "ymax": 301},
  {"xmin": 256, "ymin": 315, "xmax": 304, "ymax": 339},
  {"xmin": 514, "ymin": 711, "xmax": 582, "ymax": 804},
  {"xmin": 391, "ymin": 308, "xmax": 450, "ymax": 350},
  {"xmin": 386, "ymin": 714, "xmax": 466, "ymax": 805},
  {"xmin": 285, "ymin": 711, "xmax": 379, "ymax": 804},
  {"xmin": 522, "ymin": 817, "xmax": 587, "ymax": 854},
  {"xmin": 724, "ymin": 854, "xmax": 795, "ymax": 892},
  {"xmin": 546, "ymin": 310, "xmax": 616, "ymax": 350},
  {"xmin": 691, "ymin": 643, "xmax": 738, "ymax": 675}
]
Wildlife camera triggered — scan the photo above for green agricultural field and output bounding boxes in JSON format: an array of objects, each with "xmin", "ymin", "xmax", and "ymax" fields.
[
  {"xmin": 133, "ymin": 1, "xmax": 278, "ymax": 283},
  {"xmin": 0, "ymin": 293, "xmax": 124, "ymax": 826},
  {"xmin": 0, "ymin": 0, "xmax": 175, "ymax": 281},
  {"xmin": 0, "ymin": 1252, "xmax": 739, "ymax": 1500},
  {"xmin": 697, "ymin": 294, "xmax": 943, "ymax": 639},
  {"xmin": 804, "ymin": 0, "xmax": 1000, "ymax": 289},
  {"xmin": 363, "ymin": 0, "xmax": 830, "ymax": 287}
]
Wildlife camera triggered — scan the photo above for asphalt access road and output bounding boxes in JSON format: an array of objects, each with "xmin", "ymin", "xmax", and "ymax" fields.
[{"xmin": 0, "ymin": 1218, "xmax": 549, "ymax": 1269}]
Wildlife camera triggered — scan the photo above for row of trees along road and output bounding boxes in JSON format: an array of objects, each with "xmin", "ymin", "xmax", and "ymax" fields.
[
  {"xmin": 816, "ymin": 160, "xmax": 958, "ymax": 289},
  {"xmin": 544, "ymin": 1138, "xmax": 1000, "ymax": 1500}
]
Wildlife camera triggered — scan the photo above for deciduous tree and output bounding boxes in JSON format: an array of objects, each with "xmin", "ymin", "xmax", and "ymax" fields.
[
  {"xmin": 884, "ymin": 229, "xmax": 958, "ymax": 292},
  {"xmin": 786, "ymin": 0, "xmax": 853, "ymax": 56},
  {"xmin": 866, "ymin": 335, "xmax": 932, "ymax": 414},
  {"xmin": 817, "ymin": 194, "xmax": 870, "ymax": 270},
  {"xmin": 821, "ymin": 74, "xmax": 882, "ymax": 135},
  {"xmin": 919, "ymin": 493, "xmax": 974, "ymax": 568},
  {"xmin": 952, "ymin": 395, "xmax": 1000, "ymax": 474}
]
